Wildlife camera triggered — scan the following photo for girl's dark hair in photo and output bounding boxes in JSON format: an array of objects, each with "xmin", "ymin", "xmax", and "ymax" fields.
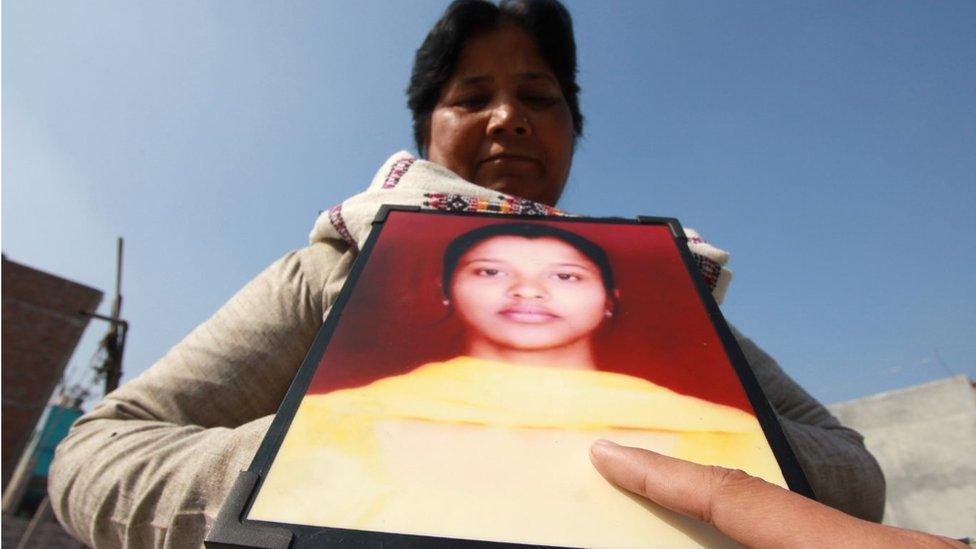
[
  {"xmin": 442, "ymin": 222, "xmax": 615, "ymax": 298},
  {"xmin": 407, "ymin": 0, "xmax": 583, "ymax": 156}
]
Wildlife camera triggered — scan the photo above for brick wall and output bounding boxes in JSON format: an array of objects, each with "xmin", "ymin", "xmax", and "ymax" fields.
[
  {"xmin": 1, "ymin": 514, "xmax": 85, "ymax": 549},
  {"xmin": 2, "ymin": 257, "xmax": 103, "ymax": 488}
]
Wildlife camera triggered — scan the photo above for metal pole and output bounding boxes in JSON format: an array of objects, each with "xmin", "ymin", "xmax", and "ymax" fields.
[
  {"xmin": 1, "ymin": 454, "xmax": 38, "ymax": 514},
  {"xmin": 105, "ymin": 238, "xmax": 125, "ymax": 394},
  {"xmin": 1, "ymin": 396, "xmax": 71, "ymax": 514},
  {"xmin": 15, "ymin": 496, "xmax": 52, "ymax": 549},
  {"xmin": 114, "ymin": 237, "xmax": 123, "ymax": 320}
]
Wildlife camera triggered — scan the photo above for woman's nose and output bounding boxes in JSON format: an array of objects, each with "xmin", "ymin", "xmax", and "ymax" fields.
[
  {"xmin": 486, "ymin": 100, "xmax": 530, "ymax": 138},
  {"xmin": 508, "ymin": 279, "xmax": 546, "ymax": 300}
]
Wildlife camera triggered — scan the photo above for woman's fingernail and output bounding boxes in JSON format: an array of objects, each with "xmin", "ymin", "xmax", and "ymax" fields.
[{"xmin": 592, "ymin": 439, "xmax": 620, "ymax": 449}]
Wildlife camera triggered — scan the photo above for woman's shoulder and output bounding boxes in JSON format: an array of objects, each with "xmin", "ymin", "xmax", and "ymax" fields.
[{"xmin": 250, "ymin": 240, "xmax": 357, "ymax": 322}]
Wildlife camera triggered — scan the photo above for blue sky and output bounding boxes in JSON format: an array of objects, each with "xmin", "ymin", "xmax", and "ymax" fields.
[{"xmin": 4, "ymin": 0, "xmax": 974, "ymax": 407}]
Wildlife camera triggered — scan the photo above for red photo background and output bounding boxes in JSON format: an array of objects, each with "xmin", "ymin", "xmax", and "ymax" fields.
[{"xmin": 306, "ymin": 211, "xmax": 753, "ymax": 413}]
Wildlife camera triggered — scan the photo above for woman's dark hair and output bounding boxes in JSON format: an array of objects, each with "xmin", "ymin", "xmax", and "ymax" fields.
[
  {"xmin": 407, "ymin": 0, "xmax": 583, "ymax": 157},
  {"xmin": 442, "ymin": 222, "xmax": 615, "ymax": 298}
]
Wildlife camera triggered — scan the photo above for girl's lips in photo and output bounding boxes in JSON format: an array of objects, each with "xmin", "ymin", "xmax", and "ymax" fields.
[{"xmin": 498, "ymin": 305, "xmax": 559, "ymax": 323}]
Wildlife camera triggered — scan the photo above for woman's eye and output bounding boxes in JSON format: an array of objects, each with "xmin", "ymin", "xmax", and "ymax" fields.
[
  {"xmin": 475, "ymin": 268, "xmax": 504, "ymax": 277},
  {"xmin": 553, "ymin": 272, "xmax": 581, "ymax": 281},
  {"xmin": 455, "ymin": 96, "xmax": 489, "ymax": 109},
  {"xmin": 522, "ymin": 94, "xmax": 560, "ymax": 109}
]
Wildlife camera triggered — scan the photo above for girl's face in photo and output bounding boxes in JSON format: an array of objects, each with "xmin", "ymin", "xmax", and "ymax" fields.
[{"xmin": 450, "ymin": 235, "xmax": 610, "ymax": 356}]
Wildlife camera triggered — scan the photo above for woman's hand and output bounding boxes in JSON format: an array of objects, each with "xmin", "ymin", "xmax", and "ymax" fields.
[{"xmin": 588, "ymin": 439, "xmax": 964, "ymax": 548}]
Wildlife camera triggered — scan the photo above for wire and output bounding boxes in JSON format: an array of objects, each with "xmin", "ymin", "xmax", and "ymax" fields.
[{"xmin": 56, "ymin": 337, "xmax": 109, "ymax": 410}]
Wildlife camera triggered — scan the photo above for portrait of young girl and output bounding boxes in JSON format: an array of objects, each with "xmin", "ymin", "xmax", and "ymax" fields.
[{"xmin": 247, "ymin": 212, "xmax": 786, "ymax": 548}]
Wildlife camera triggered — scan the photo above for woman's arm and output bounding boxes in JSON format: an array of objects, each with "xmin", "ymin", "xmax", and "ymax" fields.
[
  {"xmin": 730, "ymin": 326, "xmax": 886, "ymax": 521},
  {"xmin": 48, "ymin": 241, "xmax": 354, "ymax": 548}
]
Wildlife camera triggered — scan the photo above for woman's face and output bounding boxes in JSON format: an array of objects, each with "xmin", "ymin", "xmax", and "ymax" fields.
[
  {"xmin": 450, "ymin": 235, "xmax": 610, "ymax": 354},
  {"xmin": 427, "ymin": 26, "xmax": 575, "ymax": 206}
]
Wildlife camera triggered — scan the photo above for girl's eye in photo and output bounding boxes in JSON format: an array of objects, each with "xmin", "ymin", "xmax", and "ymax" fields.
[
  {"xmin": 475, "ymin": 268, "xmax": 505, "ymax": 277},
  {"xmin": 552, "ymin": 272, "xmax": 582, "ymax": 282}
]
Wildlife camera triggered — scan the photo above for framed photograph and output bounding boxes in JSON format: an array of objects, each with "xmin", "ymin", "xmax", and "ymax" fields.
[{"xmin": 206, "ymin": 207, "xmax": 813, "ymax": 549}]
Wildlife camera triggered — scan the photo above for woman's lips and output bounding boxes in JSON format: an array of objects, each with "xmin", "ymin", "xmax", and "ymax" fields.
[
  {"xmin": 479, "ymin": 154, "xmax": 540, "ymax": 168},
  {"xmin": 498, "ymin": 306, "xmax": 559, "ymax": 323}
]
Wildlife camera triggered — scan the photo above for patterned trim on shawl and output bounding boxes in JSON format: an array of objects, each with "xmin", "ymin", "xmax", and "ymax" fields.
[
  {"xmin": 328, "ymin": 204, "xmax": 358, "ymax": 252},
  {"xmin": 381, "ymin": 158, "xmax": 416, "ymax": 189},
  {"xmin": 692, "ymin": 253, "xmax": 721, "ymax": 290},
  {"xmin": 422, "ymin": 193, "xmax": 564, "ymax": 216},
  {"xmin": 328, "ymin": 187, "xmax": 722, "ymax": 293}
]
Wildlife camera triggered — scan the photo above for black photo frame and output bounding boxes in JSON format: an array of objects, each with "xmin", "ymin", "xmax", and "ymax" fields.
[{"xmin": 206, "ymin": 206, "xmax": 814, "ymax": 549}]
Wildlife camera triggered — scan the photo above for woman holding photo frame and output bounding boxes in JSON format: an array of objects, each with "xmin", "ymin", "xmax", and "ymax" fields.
[{"xmin": 49, "ymin": 0, "xmax": 884, "ymax": 546}]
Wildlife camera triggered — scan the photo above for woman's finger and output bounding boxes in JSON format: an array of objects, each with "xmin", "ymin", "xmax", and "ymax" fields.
[
  {"xmin": 588, "ymin": 438, "xmax": 768, "ymax": 525},
  {"xmin": 588, "ymin": 439, "xmax": 960, "ymax": 548}
]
